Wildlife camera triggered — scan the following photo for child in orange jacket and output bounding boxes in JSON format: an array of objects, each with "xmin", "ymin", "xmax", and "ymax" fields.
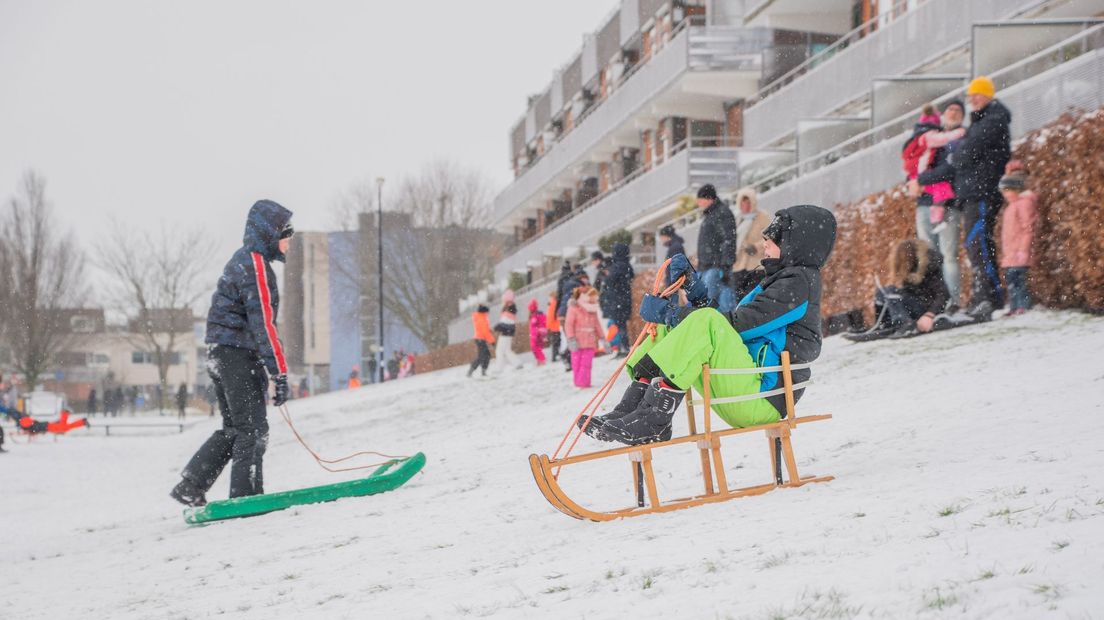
[
  {"xmin": 467, "ymin": 305, "xmax": 495, "ymax": 377},
  {"xmin": 546, "ymin": 292, "xmax": 562, "ymax": 362}
]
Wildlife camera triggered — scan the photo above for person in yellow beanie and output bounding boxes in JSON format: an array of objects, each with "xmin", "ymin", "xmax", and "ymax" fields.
[{"xmin": 954, "ymin": 75, "xmax": 1011, "ymax": 320}]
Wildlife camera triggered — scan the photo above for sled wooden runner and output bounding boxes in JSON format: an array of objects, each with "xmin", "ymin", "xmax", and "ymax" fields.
[{"xmin": 530, "ymin": 352, "xmax": 833, "ymax": 521}]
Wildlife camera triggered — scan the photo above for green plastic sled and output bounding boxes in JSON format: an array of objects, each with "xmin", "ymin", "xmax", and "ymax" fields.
[{"xmin": 183, "ymin": 452, "xmax": 426, "ymax": 525}]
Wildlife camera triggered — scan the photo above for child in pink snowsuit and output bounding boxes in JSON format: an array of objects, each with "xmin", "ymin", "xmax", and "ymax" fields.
[
  {"xmin": 564, "ymin": 286, "xmax": 603, "ymax": 388},
  {"xmin": 528, "ymin": 298, "xmax": 548, "ymax": 365}
]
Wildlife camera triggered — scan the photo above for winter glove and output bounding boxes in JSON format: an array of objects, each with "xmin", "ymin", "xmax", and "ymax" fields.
[
  {"xmin": 273, "ymin": 374, "xmax": 290, "ymax": 407},
  {"xmin": 666, "ymin": 254, "xmax": 708, "ymax": 304},
  {"xmin": 567, "ymin": 338, "xmax": 579, "ymax": 352},
  {"xmin": 639, "ymin": 294, "xmax": 678, "ymax": 325}
]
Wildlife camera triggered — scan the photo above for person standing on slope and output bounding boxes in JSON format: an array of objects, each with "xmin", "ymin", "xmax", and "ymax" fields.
[{"xmin": 171, "ymin": 200, "xmax": 293, "ymax": 507}]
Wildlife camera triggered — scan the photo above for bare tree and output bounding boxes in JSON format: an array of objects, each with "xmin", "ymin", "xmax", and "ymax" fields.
[
  {"xmin": 0, "ymin": 171, "xmax": 86, "ymax": 389},
  {"xmin": 382, "ymin": 160, "xmax": 504, "ymax": 349},
  {"xmin": 98, "ymin": 224, "xmax": 214, "ymax": 412}
]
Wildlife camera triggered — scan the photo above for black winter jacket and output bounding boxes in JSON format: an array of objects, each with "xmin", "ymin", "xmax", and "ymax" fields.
[
  {"xmin": 600, "ymin": 243, "xmax": 635, "ymax": 323},
  {"xmin": 206, "ymin": 200, "xmax": 293, "ymax": 376},
  {"xmin": 557, "ymin": 277, "xmax": 585, "ymax": 318},
  {"xmin": 696, "ymin": 199, "xmax": 737, "ymax": 272},
  {"xmin": 900, "ymin": 247, "xmax": 950, "ymax": 316},
  {"xmin": 953, "ymin": 99, "xmax": 1012, "ymax": 204},
  {"xmin": 664, "ymin": 233, "xmax": 686, "ymax": 260},
  {"xmin": 723, "ymin": 205, "xmax": 836, "ymax": 415}
]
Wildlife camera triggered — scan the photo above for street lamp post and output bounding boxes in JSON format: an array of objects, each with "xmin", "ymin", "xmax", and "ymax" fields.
[{"xmin": 376, "ymin": 177, "xmax": 385, "ymax": 383}]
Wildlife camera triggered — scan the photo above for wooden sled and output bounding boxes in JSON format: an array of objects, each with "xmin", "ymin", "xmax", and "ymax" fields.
[{"xmin": 530, "ymin": 352, "xmax": 833, "ymax": 521}]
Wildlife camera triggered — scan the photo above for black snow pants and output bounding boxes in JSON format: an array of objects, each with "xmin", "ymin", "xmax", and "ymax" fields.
[
  {"xmin": 469, "ymin": 340, "xmax": 491, "ymax": 375},
  {"xmin": 548, "ymin": 331, "xmax": 561, "ymax": 362},
  {"xmin": 962, "ymin": 199, "xmax": 1005, "ymax": 310},
  {"xmin": 181, "ymin": 345, "xmax": 269, "ymax": 498}
]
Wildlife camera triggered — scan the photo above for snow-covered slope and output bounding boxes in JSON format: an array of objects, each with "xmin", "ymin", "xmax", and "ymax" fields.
[{"xmin": 3, "ymin": 311, "xmax": 1103, "ymax": 619}]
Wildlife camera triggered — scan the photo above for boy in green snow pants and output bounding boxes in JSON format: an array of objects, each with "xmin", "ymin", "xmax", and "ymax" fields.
[{"xmin": 583, "ymin": 205, "xmax": 837, "ymax": 445}]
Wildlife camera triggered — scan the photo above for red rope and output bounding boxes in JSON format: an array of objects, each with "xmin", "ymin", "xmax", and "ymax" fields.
[
  {"xmin": 278, "ymin": 404, "xmax": 407, "ymax": 473},
  {"xmin": 549, "ymin": 260, "xmax": 684, "ymax": 477}
]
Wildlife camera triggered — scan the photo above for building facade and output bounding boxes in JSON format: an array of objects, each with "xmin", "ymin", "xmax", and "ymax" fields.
[{"xmin": 449, "ymin": 0, "xmax": 1104, "ymax": 344}]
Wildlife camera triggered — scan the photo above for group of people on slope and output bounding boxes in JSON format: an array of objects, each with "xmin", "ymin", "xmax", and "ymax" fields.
[
  {"xmin": 850, "ymin": 76, "xmax": 1037, "ymax": 341},
  {"xmin": 347, "ymin": 350, "xmax": 416, "ymax": 389}
]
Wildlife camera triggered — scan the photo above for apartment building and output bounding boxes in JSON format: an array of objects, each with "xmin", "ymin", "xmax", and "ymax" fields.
[
  {"xmin": 449, "ymin": 0, "xmax": 846, "ymax": 343},
  {"xmin": 450, "ymin": 0, "xmax": 1104, "ymax": 345}
]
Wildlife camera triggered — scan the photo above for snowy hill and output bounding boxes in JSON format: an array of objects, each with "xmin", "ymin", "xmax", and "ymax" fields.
[{"xmin": 3, "ymin": 311, "xmax": 1104, "ymax": 619}]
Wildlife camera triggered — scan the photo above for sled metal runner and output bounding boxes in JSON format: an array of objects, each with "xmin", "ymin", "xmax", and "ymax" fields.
[
  {"xmin": 530, "ymin": 353, "xmax": 832, "ymax": 521},
  {"xmin": 184, "ymin": 452, "xmax": 426, "ymax": 524}
]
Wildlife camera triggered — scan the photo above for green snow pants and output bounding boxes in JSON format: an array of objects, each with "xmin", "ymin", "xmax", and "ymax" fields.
[{"xmin": 627, "ymin": 308, "xmax": 781, "ymax": 428}]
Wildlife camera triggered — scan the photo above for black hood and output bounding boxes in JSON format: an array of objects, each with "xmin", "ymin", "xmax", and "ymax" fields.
[
  {"xmin": 612, "ymin": 242, "xmax": 630, "ymax": 262},
  {"xmin": 773, "ymin": 205, "xmax": 837, "ymax": 268},
  {"xmin": 243, "ymin": 200, "xmax": 293, "ymax": 262}
]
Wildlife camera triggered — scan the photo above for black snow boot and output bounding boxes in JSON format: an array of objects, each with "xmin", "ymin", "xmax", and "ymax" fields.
[
  {"xmin": 170, "ymin": 478, "xmax": 208, "ymax": 507},
  {"xmin": 595, "ymin": 380, "xmax": 684, "ymax": 445},
  {"xmin": 579, "ymin": 380, "xmax": 649, "ymax": 440}
]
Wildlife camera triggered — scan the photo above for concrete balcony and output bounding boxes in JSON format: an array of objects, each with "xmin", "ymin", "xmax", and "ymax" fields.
[
  {"xmin": 743, "ymin": 0, "xmax": 1036, "ymax": 148},
  {"xmin": 492, "ymin": 25, "xmax": 768, "ymax": 230},
  {"xmin": 493, "ymin": 145, "xmax": 744, "ymax": 283},
  {"xmin": 744, "ymin": 0, "xmax": 853, "ymax": 35}
]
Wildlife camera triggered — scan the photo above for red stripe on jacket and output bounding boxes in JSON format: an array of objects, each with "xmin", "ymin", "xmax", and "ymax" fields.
[{"xmin": 251, "ymin": 252, "xmax": 288, "ymax": 374}]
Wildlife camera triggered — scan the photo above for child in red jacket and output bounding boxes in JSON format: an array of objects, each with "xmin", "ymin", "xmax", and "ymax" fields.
[
  {"xmin": 528, "ymin": 299, "xmax": 548, "ymax": 365},
  {"xmin": 998, "ymin": 163, "xmax": 1037, "ymax": 315}
]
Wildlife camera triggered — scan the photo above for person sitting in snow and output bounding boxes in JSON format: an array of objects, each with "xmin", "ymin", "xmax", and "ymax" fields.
[
  {"xmin": 582, "ymin": 205, "xmax": 836, "ymax": 445},
  {"xmin": 171, "ymin": 200, "xmax": 294, "ymax": 507},
  {"xmin": 844, "ymin": 238, "xmax": 951, "ymax": 342}
]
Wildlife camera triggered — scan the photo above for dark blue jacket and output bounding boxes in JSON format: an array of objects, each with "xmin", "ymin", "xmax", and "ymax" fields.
[
  {"xmin": 600, "ymin": 243, "xmax": 634, "ymax": 323},
  {"xmin": 206, "ymin": 200, "xmax": 293, "ymax": 376},
  {"xmin": 953, "ymin": 99, "xmax": 1012, "ymax": 204}
]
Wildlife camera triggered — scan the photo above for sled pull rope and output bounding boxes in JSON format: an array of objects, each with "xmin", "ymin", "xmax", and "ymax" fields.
[
  {"xmin": 550, "ymin": 259, "xmax": 685, "ymax": 475},
  {"xmin": 278, "ymin": 404, "xmax": 409, "ymax": 473}
]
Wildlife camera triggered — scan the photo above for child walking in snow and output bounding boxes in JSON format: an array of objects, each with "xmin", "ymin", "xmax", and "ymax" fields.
[
  {"xmin": 528, "ymin": 299, "xmax": 548, "ymax": 366},
  {"xmin": 546, "ymin": 292, "xmax": 562, "ymax": 363},
  {"xmin": 998, "ymin": 163, "xmax": 1037, "ymax": 315},
  {"xmin": 564, "ymin": 286, "xmax": 604, "ymax": 388},
  {"xmin": 581, "ymin": 205, "xmax": 836, "ymax": 445},
  {"xmin": 493, "ymin": 290, "xmax": 523, "ymax": 371},
  {"xmin": 467, "ymin": 305, "xmax": 495, "ymax": 377}
]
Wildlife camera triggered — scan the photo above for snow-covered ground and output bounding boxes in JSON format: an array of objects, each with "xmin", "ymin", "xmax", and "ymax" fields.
[{"xmin": 3, "ymin": 310, "xmax": 1103, "ymax": 619}]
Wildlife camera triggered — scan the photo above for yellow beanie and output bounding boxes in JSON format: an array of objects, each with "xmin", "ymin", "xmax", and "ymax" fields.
[{"xmin": 967, "ymin": 76, "xmax": 995, "ymax": 98}]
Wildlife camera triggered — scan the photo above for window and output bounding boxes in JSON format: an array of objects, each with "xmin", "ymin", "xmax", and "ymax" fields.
[
  {"xmin": 70, "ymin": 315, "xmax": 96, "ymax": 333},
  {"xmin": 132, "ymin": 351, "xmax": 182, "ymax": 365}
]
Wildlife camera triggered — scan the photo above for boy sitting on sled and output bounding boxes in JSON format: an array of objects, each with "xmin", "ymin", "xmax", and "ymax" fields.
[{"xmin": 582, "ymin": 204, "xmax": 836, "ymax": 445}]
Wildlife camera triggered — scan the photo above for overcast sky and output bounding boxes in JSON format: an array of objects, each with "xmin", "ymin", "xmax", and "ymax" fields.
[{"xmin": 0, "ymin": 0, "xmax": 617, "ymax": 281}]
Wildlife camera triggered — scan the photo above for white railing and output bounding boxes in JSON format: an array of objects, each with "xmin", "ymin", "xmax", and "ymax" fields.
[
  {"xmin": 754, "ymin": 35, "xmax": 1104, "ymax": 215},
  {"xmin": 743, "ymin": 0, "xmax": 1041, "ymax": 148}
]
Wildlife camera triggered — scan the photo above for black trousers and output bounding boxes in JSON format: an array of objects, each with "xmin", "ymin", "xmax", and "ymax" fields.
[
  {"xmin": 181, "ymin": 345, "xmax": 269, "ymax": 498},
  {"xmin": 548, "ymin": 331, "xmax": 561, "ymax": 362},
  {"xmin": 962, "ymin": 199, "xmax": 1005, "ymax": 309},
  {"xmin": 469, "ymin": 340, "xmax": 491, "ymax": 375}
]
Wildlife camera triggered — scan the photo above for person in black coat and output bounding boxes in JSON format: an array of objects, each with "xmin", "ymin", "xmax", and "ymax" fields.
[
  {"xmin": 176, "ymin": 383, "xmax": 188, "ymax": 420},
  {"xmin": 171, "ymin": 200, "xmax": 294, "ymax": 507},
  {"xmin": 956, "ymin": 78, "xmax": 1011, "ymax": 318},
  {"xmin": 599, "ymin": 243, "xmax": 635, "ymax": 357},
  {"xmin": 694, "ymin": 184, "xmax": 738, "ymax": 312},
  {"xmin": 845, "ymin": 239, "xmax": 950, "ymax": 342},
  {"xmin": 590, "ymin": 251, "xmax": 609, "ymax": 292},
  {"xmin": 659, "ymin": 225, "xmax": 685, "ymax": 260}
]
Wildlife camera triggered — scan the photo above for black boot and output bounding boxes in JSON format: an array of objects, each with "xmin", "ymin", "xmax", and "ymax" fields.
[
  {"xmin": 594, "ymin": 380, "xmax": 684, "ymax": 445},
  {"xmin": 578, "ymin": 380, "xmax": 648, "ymax": 440},
  {"xmin": 170, "ymin": 478, "xmax": 207, "ymax": 507}
]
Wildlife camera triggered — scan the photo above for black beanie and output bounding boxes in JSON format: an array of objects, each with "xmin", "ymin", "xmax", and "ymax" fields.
[
  {"xmin": 697, "ymin": 184, "xmax": 717, "ymax": 200},
  {"xmin": 943, "ymin": 99, "xmax": 965, "ymax": 114}
]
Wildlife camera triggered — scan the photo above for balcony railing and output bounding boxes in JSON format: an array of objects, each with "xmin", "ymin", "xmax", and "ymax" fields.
[
  {"xmin": 742, "ymin": 0, "xmax": 1044, "ymax": 148},
  {"xmin": 748, "ymin": 23, "xmax": 1104, "ymax": 196}
]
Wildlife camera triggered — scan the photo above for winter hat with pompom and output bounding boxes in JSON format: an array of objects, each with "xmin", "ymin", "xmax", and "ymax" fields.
[
  {"xmin": 527, "ymin": 298, "xmax": 539, "ymax": 313},
  {"xmin": 501, "ymin": 289, "xmax": 516, "ymax": 305}
]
